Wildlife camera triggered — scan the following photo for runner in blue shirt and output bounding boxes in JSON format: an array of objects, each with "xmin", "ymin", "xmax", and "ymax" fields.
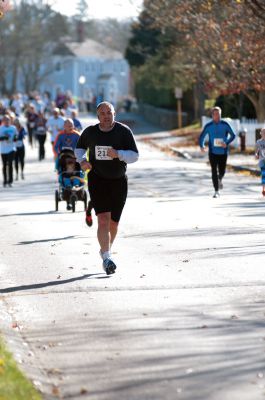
[{"xmin": 199, "ymin": 106, "xmax": 236, "ymax": 198}]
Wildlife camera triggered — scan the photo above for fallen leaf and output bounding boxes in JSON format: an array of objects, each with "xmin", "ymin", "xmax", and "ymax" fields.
[
  {"xmin": 52, "ymin": 386, "xmax": 60, "ymax": 396},
  {"xmin": 47, "ymin": 368, "xmax": 62, "ymax": 376},
  {"xmin": 80, "ymin": 387, "xmax": 88, "ymax": 395}
]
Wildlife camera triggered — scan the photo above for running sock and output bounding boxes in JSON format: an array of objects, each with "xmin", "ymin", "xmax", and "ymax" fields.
[{"xmin": 101, "ymin": 251, "xmax": 111, "ymax": 260}]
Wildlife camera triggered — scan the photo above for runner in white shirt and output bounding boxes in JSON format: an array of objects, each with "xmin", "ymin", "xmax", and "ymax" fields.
[
  {"xmin": 0, "ymin": 115, "xmax": 18, "ymax": 187},
  {"xmin": 46, "ymin": 107, "xmax": 65, "ymax": 145}
]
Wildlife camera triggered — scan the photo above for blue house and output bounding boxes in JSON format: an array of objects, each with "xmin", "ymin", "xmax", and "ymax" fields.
[{"xmin": 39, "ymin": 38, "xmax": 130, "ymax": 107}]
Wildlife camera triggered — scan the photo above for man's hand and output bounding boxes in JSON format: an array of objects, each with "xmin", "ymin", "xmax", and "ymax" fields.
[
  {"xmin": 107, "ymin": 148, "xmax": 118, "ymax": 159},
  {"xmin": 80, "ymin": 160, "xmax": 92, "ymax": 171},
  {"xmin": 221, "ymin": 142, "xmax": 227, "ymax": 148},
  {"xmin": 200, "ymin": 147, "xmax": 207, "ymax": 152}
]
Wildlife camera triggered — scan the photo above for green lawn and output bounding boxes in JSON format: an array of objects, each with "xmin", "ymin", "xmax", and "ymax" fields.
[{"xmin": 0, "ymin": 336, "xmax": 42, "ymax": 400}]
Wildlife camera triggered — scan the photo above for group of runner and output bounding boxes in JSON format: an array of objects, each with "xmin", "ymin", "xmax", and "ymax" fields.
[
  {"xmin": 0, "ymin": 90, "xmax": 82, "ymax": 187},
  {"xmin": 1, "ymin": 97, "xmax": 265, "ymax": 275}
]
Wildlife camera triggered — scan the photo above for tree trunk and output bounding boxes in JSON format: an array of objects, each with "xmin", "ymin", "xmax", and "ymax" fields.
[
  {"xmin": 244, "ymin": 90, "xmax": 265, "ymax": 122},
  {"xmin": 256, "ymin": 91, "xmax": 265, "ymax": 122}
]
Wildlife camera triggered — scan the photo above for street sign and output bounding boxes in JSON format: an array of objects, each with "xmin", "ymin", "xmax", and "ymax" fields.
[{"xmin": 175, "ymin": 87, "xmax": 183, "ymax": 99}]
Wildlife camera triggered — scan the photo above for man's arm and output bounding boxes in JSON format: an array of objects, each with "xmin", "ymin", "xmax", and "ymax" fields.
[
  {"xmin": 117, "ymin": 150, "xmax": 139, "ymax": 163},
  {"xmin": 75, "ymin": 129, "xmax": 92, "ymax": 170},
  {"xmin": 108, "ymin": 126, "xmax": 139, "ymax": 163},
  {"xmin": 75, "ymin": 148, "xmax": 87, "ymax": 163},
  {"xmin": 199, "ymin": 126, "xmax": 208, "ymax": 150},
  {"xmin": 226, "ymin": 125, "xmax": 236, "ymax": 145}
]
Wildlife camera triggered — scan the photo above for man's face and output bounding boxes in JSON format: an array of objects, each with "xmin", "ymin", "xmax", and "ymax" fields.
[
  {"xmin": 64, "ymin": 120, "xmax": 74, "ymax": 133},
  {"xmin": 97, "ymin": 105, "xmax": 115, "ymax": 129},
  {"xmin": 212, "ymin": 110, "xmax": 221, "ymax": 123},
  {"xmin": 3, "ymin": 117, "xmax": 10, "ymax": 126}
]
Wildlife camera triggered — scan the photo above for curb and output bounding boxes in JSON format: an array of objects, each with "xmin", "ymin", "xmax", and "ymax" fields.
[{"xmin": 227, "ymin": 164, "xmax": 260, "ymax": 176}]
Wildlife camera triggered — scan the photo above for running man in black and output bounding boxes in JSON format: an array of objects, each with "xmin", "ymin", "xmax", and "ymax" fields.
[{"xmin": 75, "ymin": 102, "xmax": 139, "ymax": 275}]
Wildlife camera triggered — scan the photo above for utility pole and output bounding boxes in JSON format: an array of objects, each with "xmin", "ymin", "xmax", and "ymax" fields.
[{"xmin": 175, "ymin": 87, "xmax": 183, "ymax": 129}]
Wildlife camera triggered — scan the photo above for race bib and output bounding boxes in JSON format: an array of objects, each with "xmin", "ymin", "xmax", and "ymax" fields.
[
  {"xmin": 95, "ymin": 145, "xmax": 112, "ymax": 160},
  {"xmin": 214, "ymin": 138, "xmax": 224, "ymax": 147}
]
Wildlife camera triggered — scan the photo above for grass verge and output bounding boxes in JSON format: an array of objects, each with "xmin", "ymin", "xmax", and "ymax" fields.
[{"xmin": 0, "ymin": 335, "xmax": 42, "ymax": 400}]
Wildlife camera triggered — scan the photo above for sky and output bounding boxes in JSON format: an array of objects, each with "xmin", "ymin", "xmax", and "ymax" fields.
[{"xmin": 46, "ymin": 0, "xmax": 143, "ymax": 20}]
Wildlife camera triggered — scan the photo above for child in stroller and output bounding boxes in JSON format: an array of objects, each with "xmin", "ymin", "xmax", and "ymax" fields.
[{"xmin": 55, "ymin": 148, "xmax": 87, "ymax": 212}]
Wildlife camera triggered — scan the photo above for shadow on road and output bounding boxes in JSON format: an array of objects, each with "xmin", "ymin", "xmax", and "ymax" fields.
[
  {"xmin": 16, "ymin": 235, "xmax": 77, "ymax": 245},
  {"xmin": 0, "ymin": 273, "xmax": 106, "ymax": 294},
  {"xmin": 22, "ymin": 301, "xmax": 265, "ymax": 400},
  {"xmin": 0, "ymin": 210, "xmax": 58, "ymax": 218}
]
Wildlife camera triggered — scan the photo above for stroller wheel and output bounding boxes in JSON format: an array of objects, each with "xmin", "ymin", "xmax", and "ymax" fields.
[{"xmin": 55, "ymin": 190, "xmax": 59, "ymax": 211}]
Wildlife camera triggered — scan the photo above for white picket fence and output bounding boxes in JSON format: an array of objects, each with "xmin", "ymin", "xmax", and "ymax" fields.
[{"xmin": 202, "ymin": 116, "xmax": 265, "ymax": 147}]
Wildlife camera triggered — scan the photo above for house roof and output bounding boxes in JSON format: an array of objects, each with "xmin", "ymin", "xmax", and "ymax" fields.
[{"xmin": 53, "ymin": 39, "xmax": 123, "ymax": 60}]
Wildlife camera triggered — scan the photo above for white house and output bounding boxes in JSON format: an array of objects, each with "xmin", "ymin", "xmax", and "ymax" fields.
[{"xmin": 39, "ymin": 38, "xmax": 130, "ymax": 107}]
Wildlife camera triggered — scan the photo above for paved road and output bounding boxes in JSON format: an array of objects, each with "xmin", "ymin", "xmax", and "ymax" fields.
[{"xmin": 0, "ymin": 116, "xmax": 265, "ymax": 400}]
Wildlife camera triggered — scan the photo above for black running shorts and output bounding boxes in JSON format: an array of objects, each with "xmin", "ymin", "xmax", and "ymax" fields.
[{"xmin": 88, "ymin": 172, "xmax": 128, "ymax": 222}]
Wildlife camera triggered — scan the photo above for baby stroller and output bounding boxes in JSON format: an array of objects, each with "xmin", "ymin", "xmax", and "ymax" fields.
[{"xmin": 55, "ymin": 148, "xmax": 87, "ymax": 212}]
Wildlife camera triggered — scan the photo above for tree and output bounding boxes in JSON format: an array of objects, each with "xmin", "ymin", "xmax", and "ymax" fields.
[
  {"xmin": 139, "ymin": 0, "xmax": 265, "ymax": 121},
  {"xmin": 75, "ymin": 0, "xmax": 89, "ymax": 21},
  {"xmin": 0, "ymin": 0, "xmax": 68, "ymax": 94},
  {"xmin": 125, "ymin": 10, "xmax": 161, "ymax": 66}
]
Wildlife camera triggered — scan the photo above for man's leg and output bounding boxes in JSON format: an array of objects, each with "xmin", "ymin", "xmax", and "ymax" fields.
[
  {"xmin": 218, "ymin": 154, "xmax": 228, "ymax": 181},
  {"xmin": 7, "ymin": 152, "xmax": 14, "ymax": 184},
  {"xmin": 97, "ymin": 216, "xmax": 119, "ymax": 251},
  {"xmin": 14, "ymin": 151, "xmax": 19, "ymax": 177},
  {"xmin": 97, "ymin": 212, "xmax": 111, "ymax": 254},
  {"xmin": 97, "ymin": 212, "xmax": 117, "ymax": 274},
  {"xmin": 209, "ymin": 153, "xmax": 219, "ymax": 191},
  {"xmin": 1, "ymin": 154, "xmax": 7, "ymax": 185},
  {"xmin": 110, "ymin": 219, "xmax": 118, "ymax": 248}
]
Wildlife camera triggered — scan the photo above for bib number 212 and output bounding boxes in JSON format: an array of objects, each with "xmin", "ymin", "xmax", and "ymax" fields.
[{"xmin": 95, "ymin": 145, "xmax": 112, "ymax": 160}]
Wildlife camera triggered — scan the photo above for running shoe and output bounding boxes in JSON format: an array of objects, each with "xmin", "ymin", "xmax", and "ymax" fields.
[
  {"xmin": 102, "ymin": 258, "xmax": 117, "ymax": 275},
  {"xmin": 213, "ymin": 191, "xmax": 220, "ymax": 198},
  {"xmin": 66, "ymin": 202, "xmax": 72, "ymax": 210},
  {"xmin": 85, "ymin": 210, "xmax": 93, "ymax": 227}
]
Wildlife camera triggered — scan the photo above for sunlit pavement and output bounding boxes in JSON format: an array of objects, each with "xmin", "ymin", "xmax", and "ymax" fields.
[{"xmin": 0, "ymin": 116, "xmax": 264, "ymax": 400}]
